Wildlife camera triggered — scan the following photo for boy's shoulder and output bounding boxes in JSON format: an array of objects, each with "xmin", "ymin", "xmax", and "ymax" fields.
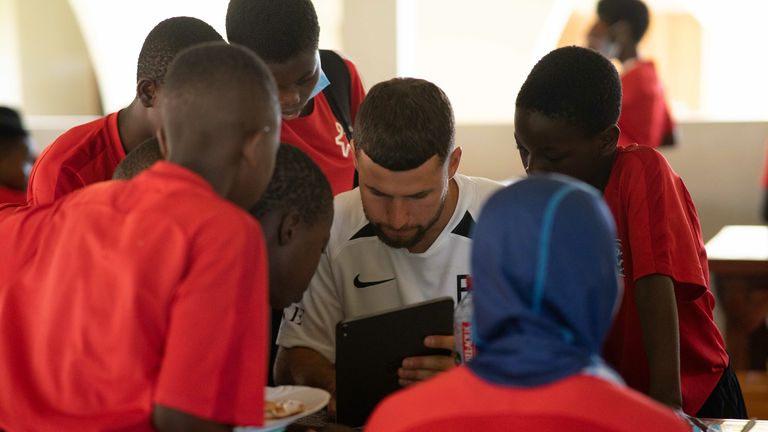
[{"xmin": 614, "ymin": 144, "xmax": 672, "ymax": 175}]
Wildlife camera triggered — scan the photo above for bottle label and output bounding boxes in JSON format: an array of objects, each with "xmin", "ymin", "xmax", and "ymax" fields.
[{"xmin": 461, "ymin": 321, "xmax": 475, "ymax": 363}]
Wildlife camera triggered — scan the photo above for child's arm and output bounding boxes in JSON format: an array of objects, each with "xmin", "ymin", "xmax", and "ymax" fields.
[{"xmin": 635, "ymin": 273, "xmax": 683, "ymax": 409}]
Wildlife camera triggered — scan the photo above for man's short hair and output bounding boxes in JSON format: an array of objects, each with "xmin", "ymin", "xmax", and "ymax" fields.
[
  {"xmin": 597, "ymin": 0, "xmax": 650, "ymax": 43},
  {"xmin": 112, "ymin": 137, "xmax": 163, "ymax": 180},
  {"xmin": 353, "ymin": 78, "xmax": 455, "ymax": 171},
  {"xmin": 136, "ymin": 16, "xmax": 223, "ymax": 84},
  {"xmin": 251, "ymin": 144, "xmax": 332, "ymax": 225},
  {"xmin": 226, "ymin": 0, "xmax": 320, "ymax": 63},
  {"xmin": 516, "ymin": 46, "xmax": 622, "ymax": 137}
]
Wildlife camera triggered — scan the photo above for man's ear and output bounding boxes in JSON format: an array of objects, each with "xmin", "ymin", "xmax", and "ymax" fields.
[
  {"xmin": 351, "ymin": 139, "xmax": 359, "ymax": 169},
  {"xmin": 447, "ymin": 146, "xmax": 462, "ymax": 178},
  {"xmin": 156, "ymin": 129, "xmax": 169, "ymax": 160},
  {"xmin": 598, "ymin": 125, "xmax": 620, "ymax": 154},
  {"xmin": 137, "ymin": 79, "xmax": 159, "ymax": 109},
  {"xmin": 277, "ymin": 209, "xmax": 302, "ymax": 247}
]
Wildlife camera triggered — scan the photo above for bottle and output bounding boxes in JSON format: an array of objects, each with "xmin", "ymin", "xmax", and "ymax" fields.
[{"xmin": 454, "ymin": 276, "xmax": 476, "ymax": 364}]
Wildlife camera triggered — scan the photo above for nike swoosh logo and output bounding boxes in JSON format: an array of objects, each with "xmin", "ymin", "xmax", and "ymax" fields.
[{"xmin": 353, "ymin": 274, "xmax": 395, "ymax": 289}]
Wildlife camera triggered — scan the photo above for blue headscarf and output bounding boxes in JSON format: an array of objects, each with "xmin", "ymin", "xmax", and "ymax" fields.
[{"xmin": 468, "ymin": 174, "xmax": 623, "ymax": 387}]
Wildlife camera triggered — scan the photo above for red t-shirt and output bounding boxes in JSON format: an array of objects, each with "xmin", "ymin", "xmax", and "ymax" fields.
[
  {"xmin": 0, "ymin": 162, "xmax": 268, "ymax": 430},
  {"xmin": 366, "ymin": 367, "xmax": 689, "ymax": 432},
  {"xmin": 602, "ymin": 145, "xmax": 729, "ymax": 415},
  {"xmin": 0, "ymin": 185, "xmax": 26, "ymax": 205},
  {"xmin": 27, "ymin": 111, "xmax": 126, "ymax": 205},
  {"xmin": 617, "ymin": 61, "xmax": 675, "ymax": 149},
  {"xmin": 281, "ymin": 58, "xmax": 365, "ymax": 196}
]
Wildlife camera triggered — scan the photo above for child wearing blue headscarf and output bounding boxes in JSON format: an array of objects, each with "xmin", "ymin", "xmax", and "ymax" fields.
[{"xmin": 366, "ymin": 175, "xmax": 688, "ymax": 432}]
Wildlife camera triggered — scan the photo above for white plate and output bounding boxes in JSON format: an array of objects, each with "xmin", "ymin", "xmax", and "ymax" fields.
[{"xmin": 235, "ymin": 386, "xmax": 331, "ymax": 432}]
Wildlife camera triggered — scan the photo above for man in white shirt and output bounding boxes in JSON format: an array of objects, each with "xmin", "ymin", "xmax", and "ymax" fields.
[{"xmin": 274, "ymin": 77, "xmax": 502, "ymax": 409}]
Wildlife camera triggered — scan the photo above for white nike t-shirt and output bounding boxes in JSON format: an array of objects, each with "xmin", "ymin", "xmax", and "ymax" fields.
[{"xmin": 277, "ymin": 174, "xmax": 503, "ymax": 362}]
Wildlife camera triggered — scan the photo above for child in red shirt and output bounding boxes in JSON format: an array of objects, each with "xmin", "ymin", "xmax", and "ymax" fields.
[
  {"xmin": 0, "ymin": 43, "xmax": 280, "ymax": 431},
  {"xmin": 26, "ymin": 17, "xmax": 223, "ymax": 205},
  {"xmin": 514, "ymin": 46, "xmax": 745, "ymax": 418},
  {"xmin": 587, "ymin": 0, "xmax": 676, "ymax": 149},
  {"xmin": 114, "ymin": 140, "xmax": 335, "ymax": 387},
  {"xmin": 227, "ymin": 0, "xmax": 366, "ymax": 195},
  {"xmin": 0, "ymin": 107, "xmax": 32, "ymax": 205}
]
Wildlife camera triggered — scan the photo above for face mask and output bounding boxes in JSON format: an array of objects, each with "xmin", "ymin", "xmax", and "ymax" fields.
[
  {"xmin": 598, "ymin": 39, "xmax": 620, "ymax": 59},
  {"xmin": 308, "ymin": 68, "xmax": 330, "ymax": 100}
]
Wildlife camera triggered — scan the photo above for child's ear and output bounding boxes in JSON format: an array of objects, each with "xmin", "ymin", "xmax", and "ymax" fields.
[
  {"xmin": 598, "ymin": 125, "xmax": 620, "ymax": 154},
  {"xmin": 277, "ymin": 209, "xmax": 302, "ymax": 247},
  {"xmin": 137, "ymin": 79, "xmax": 159, "ymax": 108},
  {"xmin": 242, "ymin": 127, "xmax": 272, "ymax": 167}
]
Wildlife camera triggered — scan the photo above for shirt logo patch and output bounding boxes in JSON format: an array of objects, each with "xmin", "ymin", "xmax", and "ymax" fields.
[
  {"xmin": 353, "ymin": 274, "xmax": 395, "ymax": 289},
  {"xmin": 335, "ymin": 122, "xmax": 351, "ymax": 158}
]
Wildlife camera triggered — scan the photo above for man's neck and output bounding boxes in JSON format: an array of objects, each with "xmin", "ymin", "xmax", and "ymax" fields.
[
  {"xmin": 117, "ymin": 99, "xmax": 153, "ymax": 154},
  {"xmin": 407, "ymin": 177, "xmax": 460, "ymax": 254}
]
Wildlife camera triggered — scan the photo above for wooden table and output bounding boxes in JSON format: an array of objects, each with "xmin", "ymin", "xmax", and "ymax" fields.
[{"xmin": 706, "ymin": 225, "xmax": 768, "ymax": 370}]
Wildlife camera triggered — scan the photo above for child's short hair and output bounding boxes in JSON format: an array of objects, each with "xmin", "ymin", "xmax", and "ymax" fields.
[
  {"xmin": 353, "ymin": 78, "xmax": 455, "ymax": 171},
  {"xmin": 597, "ymin": 0, "xmax": 650, "ymax": 43},
  {"xmin": 251, "ymin": 144, "xmax": 332, "ymax": 225},
  {"xmin": 112, "ymin": 137, "xmax": 162, "ymax": 180},
  {"xmin": 0, "ymin": 107, "xmax": 28, "ymax": 159},
  {"xmin": 0, "ymin": 107, "xmax": 28, "ymax": 141},
  {"xmin": 137, "ymin": 16, "xmax": 223, "ymax": 84},
  {"xmin": 226, "ymin": 0, "xmax": 320, "ymax": 63},
  {"xmin": 516, "ymin": 46, "xmax": 622, "ymax": 137}
]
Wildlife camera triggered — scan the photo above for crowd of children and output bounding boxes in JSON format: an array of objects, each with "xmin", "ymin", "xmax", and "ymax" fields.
[{"xmin": 0, "ymin": 0, "xmax": 752, "ymax": 430}]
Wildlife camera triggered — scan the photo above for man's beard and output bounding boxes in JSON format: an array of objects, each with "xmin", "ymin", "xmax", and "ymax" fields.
[{"xmin": 364, "ymin": 198, "xmax": 447, "ymax": 250}]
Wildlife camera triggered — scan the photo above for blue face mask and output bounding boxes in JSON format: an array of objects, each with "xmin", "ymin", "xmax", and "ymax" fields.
[{"xmin": 308, "ymin": 67, "xmax": 330, "ymax": 100}]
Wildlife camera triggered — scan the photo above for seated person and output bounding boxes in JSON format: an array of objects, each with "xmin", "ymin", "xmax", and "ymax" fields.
[
  {"xmin": 275, "ymin": 77, "xmax": 502, "ymax": 410},
  {"xmin": 27, "ymin": 17, "xmax": 223, "ymax": 205},
  {"xmin": 114, "ymin": 140, "xmax": 334, "ymax": 384},
  {"xmin": 0, "ymin": 107, "xmax": 32, "ymax": 205},
  {"xmin": 514, "ymin": 45, "xmax": 745, "ymax": 417},
  {"xmin": 226, "ymin": 0, "xmax": 367, "ymax": 195},
  {"xmin": 587, "ymin": 0, "xmax": 676, "ymax": 148},
  {"xmin": 366, "ymin": 175, "xmax": 690, "ymax": 432},
  {"xmin": 0, "ymin": 42, "xmax": 280, "ymax": 431}
]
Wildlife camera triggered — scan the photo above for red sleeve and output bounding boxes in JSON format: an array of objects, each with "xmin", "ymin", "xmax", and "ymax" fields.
[
  {"xmin": 619, "ymin": 150, "xmax": 708, "ymax": 299},
  {"xmin": 343, "ymin": 58, "xmax": 366, "ymax": 124},
  {"xmin": 762, "ymin": 143, "xmax": 768, "ymax": 188},
  {"xmin": 154, "ymin": 212, "xmax": 269, "ymax": 426},
  {"xmin": 26, "ymin": 152, "xmax": 86, "ymax": 206}
]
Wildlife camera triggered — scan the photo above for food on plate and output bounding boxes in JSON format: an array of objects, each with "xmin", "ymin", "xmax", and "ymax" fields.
[{"xmin": 264, "ymin": 399, "xmax": 306, "ymax": 420}]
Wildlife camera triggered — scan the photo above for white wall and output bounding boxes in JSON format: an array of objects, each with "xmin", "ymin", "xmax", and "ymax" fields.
[
  {"xmin": 455, "ymin": 121, "xmax": 768, "ymax": 242},
  {"xmin": 6, "ymin": 1, "xmax": 766, "ymax": 242}
]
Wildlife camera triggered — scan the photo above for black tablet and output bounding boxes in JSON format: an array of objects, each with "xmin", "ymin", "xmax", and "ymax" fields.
[{"xmin": 335, "ymin": 296, "xmax": 454, "ymax": 427}]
